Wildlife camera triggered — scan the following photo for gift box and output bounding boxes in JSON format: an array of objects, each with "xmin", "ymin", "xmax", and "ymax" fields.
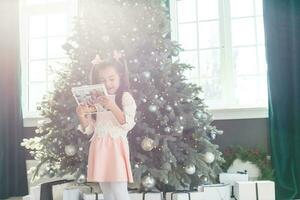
[
  {"xmin": 165, "ymin": 190, "xmax": 205, "ymax": 200},
  {"xmin": 63, "ymin": 184, "xmax": 93, "ymax": 200},
  {"xmin": 219, "ymin": 172, "xmax": 249, "ymax": 185},
  {"xmin": 41, "ymin": 179, "xmax": 75, "ymax": 200},
  {"xmin": 200, "ymin": 184, "xmax": 231, "ymax": 200},
  {"xmin": 29, "ymin": 185, "xmax": 40, "ymax": 200},
  {"xmin": 256, "ymin": 181, "xmax": 275, "ymax": 200},
  {"xmin": 82, "ymin": 192, "xmax": 104, "ymax": 200},
  {"xmin": 234, "ymin": 181, "xmax": 257, "ymax": 200},
  {"xmin": 234, "ymin": 181, "xmax": 275, "ymax": 200},
  {"xmin": 129, "ymin": 191, "xmax": 164, "ymax": 200},
  {"xmin": 22, "ymin": 195, "xmax": 30, "ymax": 200}
]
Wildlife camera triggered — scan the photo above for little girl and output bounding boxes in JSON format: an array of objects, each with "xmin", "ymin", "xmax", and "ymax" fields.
[{"xmin": 76, "ymin": 53, "xmax": 136, "ymax": 200}]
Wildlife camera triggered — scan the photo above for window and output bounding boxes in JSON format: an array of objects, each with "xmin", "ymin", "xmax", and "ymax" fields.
[
  {"xmin": 170, "ymin": 0, "xmax": 267, "ymax": 118},
  {"xmin": 20, "ymin": 0, "xmax": 77, "ymax": 121}
]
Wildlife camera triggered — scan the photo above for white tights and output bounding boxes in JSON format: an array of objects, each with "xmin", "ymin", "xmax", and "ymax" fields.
[{"xmin": 99, "ymin": 182, "xmax": 130, "ymax": 200}]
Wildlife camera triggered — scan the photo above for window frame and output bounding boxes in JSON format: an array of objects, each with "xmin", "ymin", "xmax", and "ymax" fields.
[
  {"xmin": 20, "ymin": 0, "xmax": 77, "ymax": 127},
  {"xmin": 170, "ymin": 0, "xmax": 268, "ymax": 120}
]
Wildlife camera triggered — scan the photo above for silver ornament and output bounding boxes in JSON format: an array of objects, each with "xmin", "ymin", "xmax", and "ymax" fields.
[
  {"xmin": 185, "ymin": 164, "xmax": 196, "ymax": 175},
  {"xmin": 199, "ymin": 175, "xmax": 209, "ymax": 185},
  {"xmin": 203, "ymin": 152, "xmax": 215, "ymax": 164},
  {"xmin": 165, "ymin": 105, "xmax": 172, "ymax": 111},
  {"xmin": 142, "ymin": 174, "xmax": 156, "ymax": 189},
  {"xmin": 65, "ymin": 144, "xmax": 77, "ymax": 156},
  {"xmin": 76, "ymin": 174, "xmax": 86, "ymax": 184},
  {"xmin": 141, "ymin": 137, "xmax": 155, "ymax": 151},
  {"xmin": 143, "ymin": 71, "xmax": 151, "ymax": 78},
  {"xmin": 149, "ymin": 105, "xmax": 157, "ymax": 112},
  {"xmin": 164, "ymin": 127, "xmax": 171, "ymax": 133},
  {"xmin": 210, "ymin": 133, "xmax": 216, "ymax": 140}
]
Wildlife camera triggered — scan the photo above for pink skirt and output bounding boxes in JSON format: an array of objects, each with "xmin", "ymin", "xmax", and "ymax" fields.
[{"xmin": 87, "ymin": 134, "xmax": 134, "ymax": 183}]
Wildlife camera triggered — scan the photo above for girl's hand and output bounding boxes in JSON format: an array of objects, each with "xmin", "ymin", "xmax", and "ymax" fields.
[
  {"xmin": 96, "ymin": 96, "xmax": 116, "ymax": 110},
  {"xmin": 76, "ymin": 103, "xmax": 95, "ymax": 117}
]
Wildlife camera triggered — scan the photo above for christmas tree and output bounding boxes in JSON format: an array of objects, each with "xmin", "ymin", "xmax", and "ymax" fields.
[{"xmin": 22, "ymin": 0, "xmax": 224, "ymax": 191}]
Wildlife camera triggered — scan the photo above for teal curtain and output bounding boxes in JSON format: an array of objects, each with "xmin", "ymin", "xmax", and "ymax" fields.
[
  {"xmin": 264, "ymin": 1, "xmax": 300, "ymax": 199},
  {"xmin": 0, "ymin": 0, "xmax": 29, "ymax": 198}
]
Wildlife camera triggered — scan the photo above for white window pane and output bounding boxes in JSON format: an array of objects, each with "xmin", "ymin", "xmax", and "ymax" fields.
[
  {"xmin": 200, "ymin": 78, "xmax": 222, "ymax": 101},
  {"xmin": 235, "ymin": 76, "xmax": 259, "ymax": 105},
  {"xmin": 258, "ymin": 75, "xmax": 268, "ymax": 105},
  {"xmin": 258, "ymin": 46, "xmax": 267, "ymax": 74},
  {"xmin": 256, "ymin": 17, "xmax": 265, "ymax": 45},
  {"xmin": 178, "ymin": 23, "xmax": 197, "ymax": 50},
  {"xmin": 199, "ymin": 49, "xmax": 220, "ymax": 77},
  {"xmin": 197, "ymin": 0, "xmax": 219, "ymax": 20},
  {"xmin": 48, "ymin": 14, "xmax": 68, "ymax": 36},
  {"xmin": 179, "ymin": 51, "xmax": 199, "ymax": 79},
  {"xmin": 231, "ymin": 18, "xmax": 256, "ymax": 46},
  {"xmin": 29, "ymin": 61, "xmax": 47, "ymax": 82},
  {"xmin": 255, "ymin": 0, "xmax": 263, "ymax": 16},
  {"xmin": 29, "ymin": 15, "xmax": 47, "ymax": 37},
  {"xmin": 29, "ymin": 38, "xmax": 47, "ymax": 60},
  {"xmin": 48, "ymin": 37, "xmax": 66, "ymax": 58},
  {"xmin": 177, "ymin": 0, "xmax": 196, "ymax": 23},
  {"xmin": 29, "ymin": 83, "xmax": 47, "ymax": 112},
  {"xmin": 230, "ymin": 0, "xmax": 254, "ymax": 18},
  {"xmin": 198, "ymin": 20, "xmax": 219, "ymax": 48},
  {"xmin": 232, "ymin": 47, "xmax": 258, "ymax": 75}
]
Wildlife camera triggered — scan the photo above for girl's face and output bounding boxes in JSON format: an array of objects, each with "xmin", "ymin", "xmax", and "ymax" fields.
[{"xmin": 98, "ymin": 66, "xmax": 120, "ymax": 95}]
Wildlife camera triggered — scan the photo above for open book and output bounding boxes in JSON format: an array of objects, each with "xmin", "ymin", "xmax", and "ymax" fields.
[{"xmin": 72, "ymin": 84, "xmax": 109, "ymax": 114}]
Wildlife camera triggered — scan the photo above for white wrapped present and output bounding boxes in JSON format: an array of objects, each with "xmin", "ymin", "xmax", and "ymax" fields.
[
  {"xmin": 234, "ymin": 181, "xmax": 257, "ymax": 200},
  {"xmin": 22, "ymin": 195, "xmax": 30, "ymax": 200},
  {"xmin": 200, "ymin": 184, "xmax": 231, "ymax": 200},
  {"xmin": 52, "ymin": 181, "xmax": 74, "ymax": 200},
  {"xmin": 219, "ymin": 173, "xmax": 249, "ymax": 185},
  {"xmin": 63, "ymin": 185, "xmax": 93, "ymax": 200},
  {"xmin": 82, "ymin": 192, "xmax": 104, "ymax": 200},
  {"xmin": 29, "ymin": 185, "xmax": 40, "ymax": 200},
  {"xmin": 234, "ymin": 181, "xmax": 275, "ymax": 200},
  {"xmin": 129, "ymin": 191, "xmax": 164, "ymax": 200},
  {"xmin": 256, "ymin": 181, "xmax": 275, "ymax": 200},
  {"xmin": 165, "ymin": 190, "xmax": 205, "ymax": 200}
]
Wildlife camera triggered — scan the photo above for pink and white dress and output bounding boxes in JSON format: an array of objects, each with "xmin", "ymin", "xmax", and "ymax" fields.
[{"xmin": 78, "ymin": 92, "xmax": 136, "ymax": 183}]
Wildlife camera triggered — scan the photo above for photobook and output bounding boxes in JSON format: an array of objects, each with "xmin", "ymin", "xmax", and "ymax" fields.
[{"xmin": 71, "ymin": 84, "xmax": 109, "ymax": 113}]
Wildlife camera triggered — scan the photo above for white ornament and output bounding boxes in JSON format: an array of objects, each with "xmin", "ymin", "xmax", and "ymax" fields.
[
  {"xmin": 65, "ymin": 145, "xmax": 77, "ymax": 156},
  {"xmin": 141, "ymin": 137, "xmax": 155, "ymax": 151},
  {"xmin": 185, "ymin": 164, "xmax": 196, "ymax": 175},
  {"xmin": 203, "ymin": 152, "xmax": 215, "ymax": 164},
  {"xmin": 142, "ymin": 174, "xmax": 156, "ymax": 189},
  {"xmin": 149, "ymin": 105, "xmax": 157, "ymax": 112}
]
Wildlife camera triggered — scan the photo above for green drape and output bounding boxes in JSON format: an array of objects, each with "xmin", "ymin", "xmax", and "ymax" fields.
[
  {"xmin": 0, "ymin": 0, "xmax": 29, "ymax": 199},
  {"xmin": 264, "ymin": 1, "xmax": 300, "ymax": 199}
]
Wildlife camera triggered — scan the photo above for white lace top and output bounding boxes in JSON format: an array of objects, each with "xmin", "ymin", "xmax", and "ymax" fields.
[{"xmin": 77, "ymin": 92, "xmax": 137, "ymax": 140}]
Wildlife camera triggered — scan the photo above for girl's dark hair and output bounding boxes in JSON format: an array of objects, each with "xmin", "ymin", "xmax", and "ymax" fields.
[{"xmin": 89, "ymin": 59, "xmax": 130, "ymax": 112}]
